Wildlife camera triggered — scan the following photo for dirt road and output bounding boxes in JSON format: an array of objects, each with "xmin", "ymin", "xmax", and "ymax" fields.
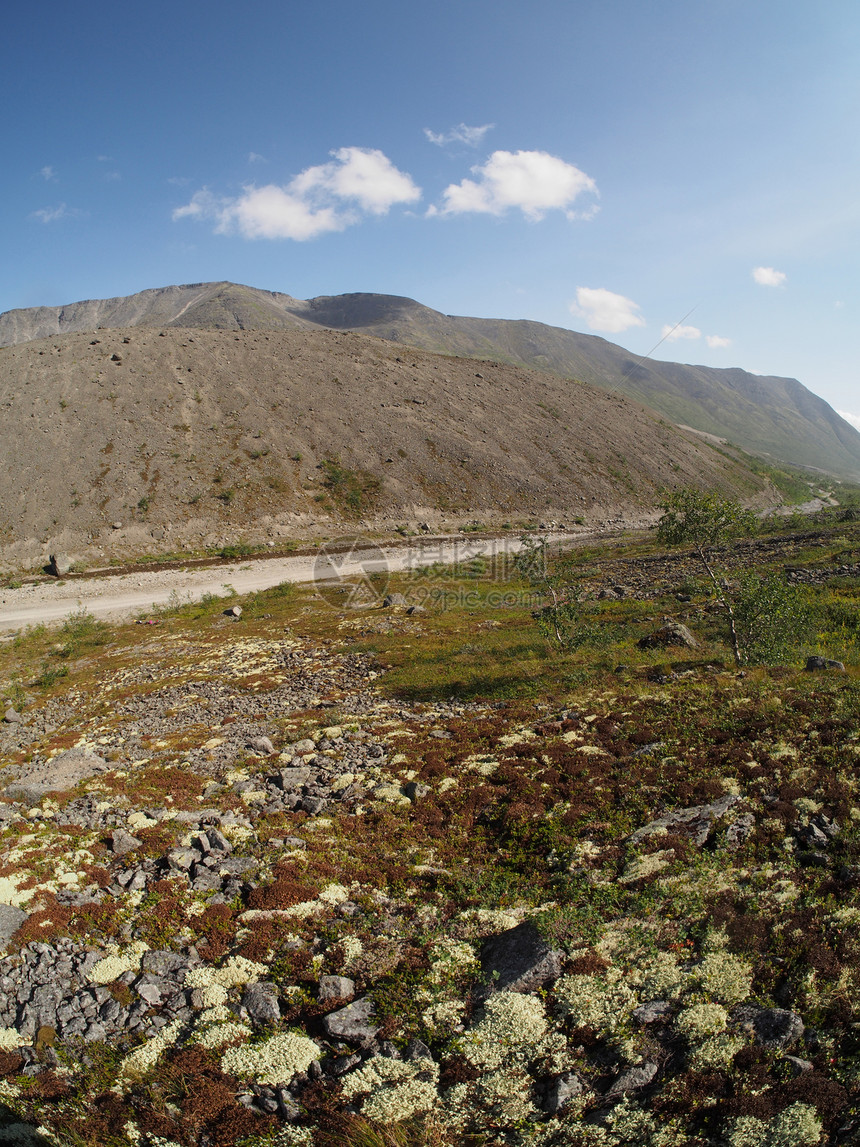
[{"xmin": 0, "ymin": 532, "xmax": 588, "ymax": 633}]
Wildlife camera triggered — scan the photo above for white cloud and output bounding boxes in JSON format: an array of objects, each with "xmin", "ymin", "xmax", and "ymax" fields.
[
  {"xmin": 248, "ymin": 152, "xmax": 267, "ymax": 163},
  {"xmin": 433, "ymin": 149, "xmax": 597, "ymax": 220},
  {"xmin": 838, "ymin": 410, "xmax": 860, "ymax": 433},
  {"xmin": 661, "ymin": 323, "xmax": 701, "ymax": 342},
  {"xmin": 706, "ymin": 334, "xmax": 732, "ymax": 349},
  {"xmin": 752, "ymin": 265, "xmax": 786, "ymax": 287},
  {"xmin": 29, "ymin": 203, "xmax": 78, "ymax": 223},
  {"xmin": 571, "ymin": 287, "xmax": 645, "ymax": 333},
  {"xmin": 424, "ymin": 123, "xmax": 494, "ymax": 148},
  {"xmin": 39, "ymin": 165, "xmax": 56, "ymax": 181},
  {"xmin": 174, "ymin": 147, "xmax": 420, "ymax": 240}
]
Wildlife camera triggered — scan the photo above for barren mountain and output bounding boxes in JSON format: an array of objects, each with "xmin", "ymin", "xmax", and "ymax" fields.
[
  {"xmin": 3, "ymin": 281, "xmax": 859, "ymax": 479},
  {"xmin": 0, "ymin": 325, "xmax": 770, "ymax": 570}
]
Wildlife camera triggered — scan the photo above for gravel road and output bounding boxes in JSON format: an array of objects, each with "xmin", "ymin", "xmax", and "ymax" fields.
[{"xmin": 0, "ymin": 532, "xmax": 584, "ymax": 633}]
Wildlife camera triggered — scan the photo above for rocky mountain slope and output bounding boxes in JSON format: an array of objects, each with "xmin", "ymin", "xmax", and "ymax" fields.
[
  {"xmin": 0, "ymin": 325, "xmax": 770, "ymax": 571},
  {"xmin": 3, "ymin": 281, "xmax": 859, "ymax": 480}
]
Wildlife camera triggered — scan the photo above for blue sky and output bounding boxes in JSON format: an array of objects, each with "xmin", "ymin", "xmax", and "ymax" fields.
[{"xmin": 4, "ymin": 0, "xmax": 859, "ymax": 426}]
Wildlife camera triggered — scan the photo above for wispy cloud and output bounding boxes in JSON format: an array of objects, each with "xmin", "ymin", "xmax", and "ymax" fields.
[
  {"xmin": 39, "ymin": 165, "xmax": 56, "ymax": 182},
  {"xmin": 706, "ymin": 334, "xmax": 732, "ymax": 349},
  {"xmin": 430, "ymin": 149, "xmax": 597, "ymax": 221},
  {"xmin": 571, "ymin": 287, "xmax": 645, "ymax": 333},
  {"xmin": 424, "ymin": 123, "xmax": 494, "ymax": 148},
  {"xmin": 248, "ymin": 152, "xmax": 267, "ymax": 163},
  {"xmin": 752, "ymin": 265, "xmax": 787, "ymax": 287},
  {"xmin": 104, "ymin": 170, "xmax": 122, "ymax": 181},
  {"xmin": 174, "ymin": 147, "xmax": 421, "ymax": 240},
  {"xmin": 838, "ymin": 410, "xmax": 860, "ymax": 433},
  {"xmin": 29, "ymin": 203, "xmax": 80, "ymax": 223},
  {"xmin": 661, "ymin": 323, "xmax": 701, "ymax": 342}
]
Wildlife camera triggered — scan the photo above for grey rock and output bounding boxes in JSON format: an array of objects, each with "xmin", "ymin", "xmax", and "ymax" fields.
[
  {"xmin": 783, "ymin": 1054, "xmax": 813, "ymax": 1076},
  {"xmin": 248, "ymin": 736, "xmax": 275, "ymax": 756},
  {"xmin": 404, "ymin": 781, "xmax": 429, "ymax": 801},
  {"xmin": 48, "ymin": 553, "xmax": 72, "ymax": 577},
  {"xmin": 735, "ymin": 1006, "xmax": 804, "ymax": 1049},
  {"xmin": 3, "ymin": 707, "xmax": 22, "ymax": 724},
  {"xmin": 224, "ymin": 605, "xmax": 243, "ymax": 618},
  {"xmin": 382, "ymin": 593, "xmax": 408, "ymax": 608},
  {"xmin": 166, "ymin": 847, "xmax": 198, "ymax": 871},
  {"xmin": 319, "ymin": 975, "xmax": 355, "ymax": 1002},
  {"xmin": 5, "ymin": 746, "xmax": 109, "ymax": 804},
  {"xmin": 638, "ymin": 620, "xmax": 698, "ymax": 649},
  {"xmin": 404, "ymin": 1038, "xmax": 433, "ymax": 1061},
  {"xmin": 805, "ymin": 655, "xmax": 846, "ymax": 672},
  {"xmin": 109, "ymin": 828, "xmax": 143, "ymax": 857},
  {"xmin": 275, "ymin": 768, "xmax": 311, "ymax": 791},
  {"xmin": 633, "ymin": 1000, "xmax": 673, "ymax": 1024},
  {"xmin": 725, "ymin": 813, "xmax": 755, "ymax": 850},
  {"xmin": 135, "ymin": 981, "xmax": 164, "ymax": 1007},
  {"xmin": 0, "ymin": 904, "xmax": 28, "ymax": 950},
  {"xmin": 242, "ymin": 981, "xmax": 281, "ymax": 1023},
  {"xmin": 321, "ymin": 996, "xmax": 379, "ymax": 1043},
  {"xmin": 606, "ymin": 1062, "xmax": 657, "ymax": 1095},
  {"xmin": 205, "ymin": 827, "xmax": 233, "ymax": 854},
  {"xmin": 330, "ymin": 1053, "xmax": 362, "ymax": 1076},
  {"xmin": 541, "ymin": 1071, "xmax": 587, "ymax": 1113},
  {"xmin": 628, "ymin": 794, "xmax": 741, "ymax": 848},
  {"xmin": 301, "ymin": 795, "xmax": 327, "ymax": 814},
  {"xmin": 480, "ymin": 921, "xmax": 563, "ymax": 994}
]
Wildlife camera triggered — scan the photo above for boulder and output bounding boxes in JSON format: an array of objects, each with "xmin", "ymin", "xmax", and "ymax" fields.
[
  {"xmin": 638, "ymin": 619, "xmax": 698, "ymax": 649},
  {"xmin": 0, "ymin": 903, "xmax": 28, "ymax": 950},
  {"xmin": 607, "ymin": 1062, "xmax": 658, "ymax": 1095},
  {"xmin": 805, "ymin": 655, "xmax": 845, "ymax": 672},
  {"xmin": 242, "ymin": 982, "xmax": 281, "ymax": 1023},
  {"xmin": 319, "ymin": 975, "xmax": 355, "ymax": 1002},
  {"xmin": 321, "ymin": 997, "xmax": 379, "ymax": 1043},
  {"xmin": 108, "ymin": 829, "xmax": 143, "ymax": 858},
  {"xmin": 5, "ymin": 746, "xmax": 109, "ymax": 804},
  {"xmin": 735, "ymin": 1005, "xmax": 804, "ymax": 1049},
  {"xmin": 628, "ymin": 794, "xmax": 741, "ymax": 848},
  {"xmin": 480, "ymin": 921, "xmax": 563, "ymax": 995},
  {"xmin": 48, "ymin": 553, "xmax": 72, "ymax": 577}
]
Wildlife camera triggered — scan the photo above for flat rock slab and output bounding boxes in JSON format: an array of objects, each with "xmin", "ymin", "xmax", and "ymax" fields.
[
  {"xmin": 4, "ymin": 746, "xmax": 110, "ymax": 804},
  {"xmin": 735, "ymin": 1005, "xmax": 804, "ymax": 1049},
  {"xmin": 321, "ymin": 996, "xmax": 379, "ymax": 1043},
  {"xmin": 480, "ymin": 921, "xmax": 564, "ymax": 994},
  {"xmin": 0, "ymin": 903, "xmax": 28, "ymax": 950},
  {"xmin": 627, "ymin": 794, "xmax": 741, "ymax": 847}
]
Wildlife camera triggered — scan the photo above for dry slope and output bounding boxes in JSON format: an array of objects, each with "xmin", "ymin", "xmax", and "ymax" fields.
[{"xmin": 0, "ymin": 325, "xmax": 771, "ymax": 569}]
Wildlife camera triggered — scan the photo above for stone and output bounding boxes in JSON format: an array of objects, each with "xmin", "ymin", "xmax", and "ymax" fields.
[
  {"xmin": 633, "ymin": 1001, "xmax": 673, "ymax": 1025},
  {"xmin": 108, "ymin": 828, "xmax": 143, "ymax": 857},
  {"xmin": 329, "ymin": 1053, "xmax": 362, "ymax": 1076},
  {"xmin": 2, "ymin": 707, "xmax": 22, "ymax": 724},
  {"xmin": 5, "ymin": 747, "xmax": 109, "ymax": 805},
  {"xmin": 319, "ymin": 975, "xmax": 355, "ymax": 1002},
  {"xmin": 606, "ymin": 1062, "xmax": 658, "ymax": 1095},
  {"xmin": 735, "ymin": 1006, "xmax": 804, "ymax": 1049},
  {"xmin": 480, "ymin": 921, "xmax": 564, "ymax": 995},
  {"xmin": 783, "ymin": 1054, "xmax": 813, "ymax": 1076},
  {"xmin": 404, "ymin": 1038, "xmax": 433, "ymax": 1061},
  {"xmin": 248, "ymin": 736, "xmax": 275, "ymax": 756},
  {"xmin": 224, "ymin": 605, "xmax": 243, "ymax": 617},
  {"xmin": 637, "ymin": 620, "xmax": 698, "ymax": 649},
  {"xmin": 321, "ymin": 996, "xmax": 379, "ymax": 1043},
  {"xmin": 242, "ymin": 981, "xmax": 281, "ymax": 1023},
  {"xmin": 205, "ymin": 827, "xmax": 233, "ymax": 854},
  {"xmin": 275, "ymin": 768, "xmax": 311, "ymax": 791},
  {"xmin": 805, "ymin": 655, "xmax": 846, "ymax": 672},
  {"xmin": 382, "ymin": 593, "xmax": 408, "ymax": 608},
  {"xmin": 166, "ymin": 848, "xmax": 199, "ymax": 871},
  {"xmin": 541, "ymin": 1071, "xmax": 587, "ymax": 1114},
  {"xmin": 725, "ymin": 813, "xmax": 755, "ymax": 850},
  {"xmin": 48, "ymin": 553, "xmax": 72, "ymax": 577},
  {"xmin": 628, "ymin": 794, "xmax": 741, "ymax": 848},
  {"xmin": 0, "ymin": 904, "xmax": 28, "ymax": 950},
  {"xmin": 404, "ymin": 781, "xmax": 429, "ymax": 801}
]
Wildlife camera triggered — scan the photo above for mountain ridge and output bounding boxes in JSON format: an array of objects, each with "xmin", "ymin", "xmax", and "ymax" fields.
[{"xmin": 2, "ymin": 281, "xmax": 859, "ymax": 480}]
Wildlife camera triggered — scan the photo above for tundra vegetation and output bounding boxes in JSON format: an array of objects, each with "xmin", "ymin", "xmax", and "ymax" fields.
[{"xmin": 0, "ymin": 503, "xmax": 858, "ymax": 1146}]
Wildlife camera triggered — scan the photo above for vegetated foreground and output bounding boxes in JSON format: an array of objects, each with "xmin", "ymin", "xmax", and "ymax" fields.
[{"xmin": 0, "ymin": 516, "xmax": 858, "ymax": 1146}]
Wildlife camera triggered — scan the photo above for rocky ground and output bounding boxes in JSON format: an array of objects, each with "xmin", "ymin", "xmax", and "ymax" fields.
[{"xmin": 0, "ymin": 521, "xmax": 858, "ymax": 1146}]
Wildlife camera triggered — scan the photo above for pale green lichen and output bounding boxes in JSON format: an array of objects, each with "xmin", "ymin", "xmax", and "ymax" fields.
[
  {"xmin": 221, "ymin": 1031, "xmax": 320, "ymax": 1085},
  {"xmin": 120, "ymin": 1020, "xmax": 183, "ymax": 1079},
  {"xmin": 618, "ymin": 850, "xmax": 674, "ymax": 884},
  {"xmin": 462, "ymin": 992, "xmax": 549, "ymax": 1070},
  {"xmin": 676, "ymin": 1002, "xmax": 728, "ymax": 1040},
  {"xmin": 690, "ymin": 1032, "xmax": 746, "ymax": 1069},
  {"xmin": 690, "ymin": 951, "xmax": 752, "ymax": 1004},
  {"xmin": 554, "ymin": 972, "xmax": 637, "ymax": 1036},
  {"xmin": 725, "ymin": 1101, "xmax": 822, "ymax": 1147},
  {"xmin": 185, "ymin": 956, "xmax": 267, "ymax": 989},
  {"xmin": 88, "ymin": 942, "xmax": 149, "ymax": 985},
  {"xmin": 342, "ymin": 1056, "xmax": 439, "ymax": 1123},
  {"xmin": 0, "ymin": 1029, "xmax": 26, "ymax": 1051}
]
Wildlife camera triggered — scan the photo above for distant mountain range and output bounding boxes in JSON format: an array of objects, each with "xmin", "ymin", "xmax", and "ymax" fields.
[{"xmin": 3, "ymin": 280, "xmax": 859, "ymax": 480}]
